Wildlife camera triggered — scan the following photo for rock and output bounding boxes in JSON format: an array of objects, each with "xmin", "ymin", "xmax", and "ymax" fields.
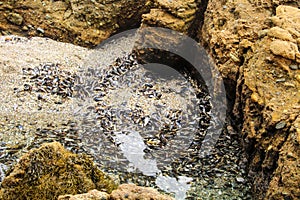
[
  {"xmin": 6, "ymin": 12, "xmax": 23, "ymax": 25},
  {"xmin": 110, "ymin": 184, "xmax": 175, "ymax": 200},
  {"xmin": 0, "ymin": 142, "xmax": 117, "ymax": 200},
  {"xmin": 134, "ymin": 0, "xmax": 199, "ymax": 74},
  {"xmin": 155, "ymin": 0, "xmax": 196, "ymax": 19},
  {"xmin": 201, "ymin": 1, "xmax": 300, "ymax": 199},
  {"xmin": 275, "ymin": 121, "xmax": 286, "ymax": 130},
  {"xmin": 58, "ymin": 185, "xmax": 175, "ymax": 200},
  {"xmin": 267, "ymin": 27, "xmax": 295, "ymax": 42},
  {"xmin": 236, "ymin": 177, "xmax": 245, "ymax": 183},
  {"xmin": 270, "ymin": 40, "xmax": 299, "ymax": 60},
  {"xmin": 271, "ymin": 5, "xmax": 300, "ymax": 30},
  {"xmin": 0, "ymin": 0, "xmax": 151, "ymax": 47},
  {"xmin": 141, "ymin": 0, "xmax": 197, "ymax": 34},
  {"xmin": 142, "ymin": 9, "xmax": 186, "ymax": 32},
  {"xmin": 265, "ymin": 117, "xmax": 300, "ymax": 199},
  {"xmin": 289, "ymin": 64, "xmax": 298, "ymax": 70},
  {"xmin": 58, "ymin": 189, "xmax": 110, "ymax": 200}
]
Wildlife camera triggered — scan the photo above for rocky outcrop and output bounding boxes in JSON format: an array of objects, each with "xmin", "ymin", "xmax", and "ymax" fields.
[
  {"xmin": 0, "ymin": 142, "xmax": 117, "ymax": 200},
  {"xmin": 201, "ymin": 1, "xmax": 300, "ymax": 199},
  {"xmin": 0, "ymin": 0, "xmax": 151, "ymax": 47},
  {"xmin": 0, "ymin": 0, "xmax": 200, "ymax": 47}
]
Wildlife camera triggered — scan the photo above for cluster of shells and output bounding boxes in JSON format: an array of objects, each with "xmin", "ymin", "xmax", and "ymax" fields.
[
  {"xmin": 69, "ymin": 53, "xmax": 251, "ymax": 198},
  {"xmin": 20, "ymin": 63, "xmax": 76, "ymax": 101},
  {"xmin": 0, "ymin": 53, "xmax": 252, "ymax": 199},
  {"xmin": 74, "ymin": 53, "xmax": 211, "ymax": 164}
]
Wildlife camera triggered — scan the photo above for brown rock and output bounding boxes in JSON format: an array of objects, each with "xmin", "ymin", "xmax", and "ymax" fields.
[
  {"xmin": 58, "ymin": 189, "xmax": 110, "ymax": 200},
  {"xmin": 110, "ymin": 184, "xmax": 175, "ymax": 200},
  {"xmin": 270, "ymin": 40, "xmax": 299, "ymax": 60},
  {"xmin": 0, "ymin": 142, "xmax": 117, "ymax": 200},
  {"xmin": 267, "ymin": 27, "xmax": 295, "ymax": 42},
  {"xmin": 271, "ymin": 5, "xmax": 300, "ymax": 30},
  {"xmin": 142, "ymin": 9, "xmax": 186, "ymax": 32},
  {"xmin": 0, "ymin": 0, "xmax": 151, "ymax": 47},
  {"xmin": 201, "ymin": 1, "xmax": 300, "ymax": 200},
  {"xmin": 141, "ymin": 0, "xmax": 197, "ymax": 34},
  {"xmin": 155, "ymin": 0, "xmax": 196, "ymax": 19},
  {"xmin": 265, "ymin": 117, "xmax": 300, "ymax": 199}
]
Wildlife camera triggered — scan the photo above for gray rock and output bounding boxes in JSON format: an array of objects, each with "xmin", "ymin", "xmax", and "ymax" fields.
[
  {"xmin": 275, "ymin": 121, "xmax": 286, "ymax": 130},
  {"xmin": 289, "ymin": 64, "xmax": 298, "ymax": 70},
  {"xmin": 236, "ymin": 177, "xmax": 245, "ymax": 183}
]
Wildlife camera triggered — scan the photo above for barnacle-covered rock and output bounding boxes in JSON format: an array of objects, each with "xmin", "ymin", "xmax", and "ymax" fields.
[{"xmin": 0, "ymin": 142, "xmax": 117, "ymax": 200}]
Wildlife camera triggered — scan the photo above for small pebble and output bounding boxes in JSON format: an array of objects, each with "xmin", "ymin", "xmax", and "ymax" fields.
[
  {"xmin": 22, "ymin": 26, "xmax": 29, "ymax": 31},
  {"xmin": 44, "ymin": 14, "xmax": 52, "ymax": 20},
  {"xmin": 37, "ymin": 27, "xmax": 45, "ymax": 34},
  {"xmin": 276, "ymin": 78, "xmax": 286, "ymax": 83},
  {"xmin": 275, "ymin": 121, "xmax": 286, "ymax": 130},
  {"xmin": 236, "ymin": 177, "xmax": 245, "ymax": 183},
  {"xmin": 289, "ymin": 64, "xmax": 298, "ymax": 70},
  {"xmin": 287, "ymin": 152, "xmax": 295, "ymax": 159}
]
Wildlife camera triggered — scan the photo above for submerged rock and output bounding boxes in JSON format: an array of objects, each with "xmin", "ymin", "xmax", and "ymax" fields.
[{"xmin": 0, "ymin": 142, "xmax": 117, "ymax": 200}]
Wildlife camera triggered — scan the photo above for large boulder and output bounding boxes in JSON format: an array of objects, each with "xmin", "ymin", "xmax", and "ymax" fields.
[
  {"xmin": 0, "ymin": 142, "xmax": 117, "ymax": 200},
  {"xmin": 201, "ymin": 1, "xmax": 300, "ymax": 199}
]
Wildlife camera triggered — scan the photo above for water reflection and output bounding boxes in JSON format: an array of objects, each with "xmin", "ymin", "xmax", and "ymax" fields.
[
  {"xmin": 115, "ymin": 130, "xmax": 192, "ymax": 199},
  {"xmin": 115, "ymin": 131, "xmax": 160, "ymax": 176}
]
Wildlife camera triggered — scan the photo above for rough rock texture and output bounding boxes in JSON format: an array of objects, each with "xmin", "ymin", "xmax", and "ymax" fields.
[
  {"xmin": 141, "ymin": 0, "xmax": 197, "ymax": 35},
  {"xmin": 134, "ymin": 0, "xmax": 203, "ymax": 75},
  {"xmin": 0, "ymin": 142, "xmax": 117, "ymax": 200},
  {"xmin": 110, "ymin": 184, "xmax": 175, "ymax": 200},
  {"xmin": 0, "ymin": 0, "xmax": 151, "ymax": 47},
  {"xmin": 0, "ymin": 0, "xmax": 201, "ymax": 47},
  {"xmin": 58, "ymin": 189, "xmax": 110, "ymax": 200},
  {"xmin": 58, "ymin": 184, "xmax": 175, "ymax": 200},
  {"xmin": 201, "ymin": 1, "xmax": 300, "ymax": 199}
]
